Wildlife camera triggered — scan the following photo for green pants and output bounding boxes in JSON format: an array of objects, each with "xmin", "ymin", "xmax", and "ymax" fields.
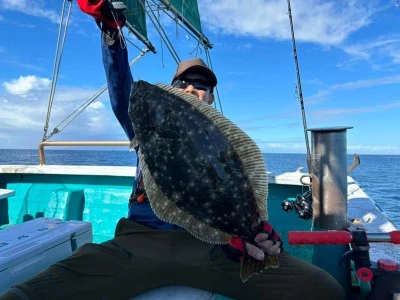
[{"xmin": 1, "ymin": 218, "xmax": 344, "ymax": 300}]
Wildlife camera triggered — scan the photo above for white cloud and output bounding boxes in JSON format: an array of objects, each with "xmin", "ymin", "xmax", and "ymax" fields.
[
  {"xmin": 264, "ymin": 143, "xmax": 282, "ymax": 148},
  {"xmin": 308, "ymin": 75, "xmax": 400, "ymax": 104},
  {"xmin": 0, "ymin": 75, "xmax": 124, "ymax": 148},
  {"xmin": 348, "ymin": 145, "xmax": 400, "ymax": 154},
  {"xmin": 197, "ymin": 1, "xmax": 399, "ymax": 70},
  {"xmin": 237, "ymin": 43, "xmax": 254, "ymax": 50},
  {"xmin": 255, "ymin": 139, "xmax": 400, "ymax": 155},
  {"xmin": 0, "ymin": 59, "xmax": 44, "ymax": 72},
  {"xmin": 331, "ymin": 75, "xmax": 400, "ymax": 91},
  {"xmin": 88, "ymin": 101, "xmax": 105, "ymax": 110},
  {"xmin": 0, "ymin": 101, "xmax": 44, "ymax": 130},
  {"xmin": 342, "ymin": 36, "xmax": 400, "ymax": 64},
  {"xmin": 3, "ymin": 75, "xmax": 51, "ymax": 97},
  {"xmin": 305, "ymin": 98, "xmax": 400, "ymax": 123},
  {"xmin": 255, "ymin": 136, "xmax": 307, "ymax": 153},
  {"xmin": 199, "ymin": 0, "xmax": 377, "ymax": 46},
  {"xmin": 0, "ymin": 0, "xmax": 60, "ymax": 24},
  {"xmin": 309, "ymin": 107, "xmax": 374, "ymax": 118}
]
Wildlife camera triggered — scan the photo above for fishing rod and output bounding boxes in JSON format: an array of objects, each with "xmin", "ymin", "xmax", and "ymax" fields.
[{"xmin": 287, "ymin": 0, "xmax": 312, "ymax": 173}]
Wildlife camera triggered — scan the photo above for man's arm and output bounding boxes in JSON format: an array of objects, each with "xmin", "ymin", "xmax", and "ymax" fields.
[
  {"xmin": 77, "ymin": 0, "xmax": 134, "ymax": 141},
  {"xmin": 101, "ymin": 37, "xmax": 135, "ymax": 141}
]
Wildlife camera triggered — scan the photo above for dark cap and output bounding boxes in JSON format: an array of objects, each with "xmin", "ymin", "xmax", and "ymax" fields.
[{"xmin": 171, "ymin": 58, "xmax": 217, "ymax": 87}]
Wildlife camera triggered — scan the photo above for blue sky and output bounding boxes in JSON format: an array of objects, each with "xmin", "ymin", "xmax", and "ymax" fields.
[{"xmin": 1, "ymin": 0, "xmax": 400, "ymax": 154}]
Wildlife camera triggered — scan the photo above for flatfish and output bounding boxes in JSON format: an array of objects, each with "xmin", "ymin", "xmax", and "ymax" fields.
[{"xmin": 129, "ymin": 80, "xmax": 278, "ymax": 282}]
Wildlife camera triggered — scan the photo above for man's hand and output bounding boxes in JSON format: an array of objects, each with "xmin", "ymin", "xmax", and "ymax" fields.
[
  {"xmin": 245, "ymin": 232, "xmax": 282, "ymax": 260},
  {"xmin": 228, "ymin": 221, "xmax": 283, "ymax": 261}
]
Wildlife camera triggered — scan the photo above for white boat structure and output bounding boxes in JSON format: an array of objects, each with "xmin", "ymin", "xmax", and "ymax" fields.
[{"xmin": 0, "ymin": 0, "xmax": 399, "ymax": 299}]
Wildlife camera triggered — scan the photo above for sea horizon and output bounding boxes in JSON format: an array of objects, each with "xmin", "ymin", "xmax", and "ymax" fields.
[
  {"xmin": 1, "ymin": 148, "xmax": 400, "ymax": 156},
  {"xmin": 0, "ymin": 149, "xmax": 399, "ymax": 227}
]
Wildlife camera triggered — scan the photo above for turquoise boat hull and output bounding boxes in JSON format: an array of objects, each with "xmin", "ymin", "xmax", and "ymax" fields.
[{"xmin": 0, "ymin": 165, "xmax": 399, "ymax": 298}]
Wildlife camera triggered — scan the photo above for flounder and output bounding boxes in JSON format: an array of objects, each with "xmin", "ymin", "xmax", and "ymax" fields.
[{"xmin": 129, "ymin": 80, "xmax": 278, "ymax": 282}]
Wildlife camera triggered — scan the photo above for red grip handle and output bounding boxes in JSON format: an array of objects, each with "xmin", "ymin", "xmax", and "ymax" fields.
[
  {"xmin": 390, "ymin": 231, "xmax": 400, "ymax": 244},
  {"xmin": 288, "ymin": 231, "xmax": 353, "ymax": 245}
]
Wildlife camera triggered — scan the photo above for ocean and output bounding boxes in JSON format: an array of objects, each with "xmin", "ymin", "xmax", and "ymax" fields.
[{"xmin": 1, "ymin": 149, "xmax": 399, "ymax": 227}]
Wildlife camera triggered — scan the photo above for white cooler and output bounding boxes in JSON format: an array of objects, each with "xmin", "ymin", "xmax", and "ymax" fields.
[{"xmin": 0, "ymin": 217, "xmax": 92, "ymax": 294}]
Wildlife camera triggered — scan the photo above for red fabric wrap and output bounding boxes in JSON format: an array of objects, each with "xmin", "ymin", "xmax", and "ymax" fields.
[
  {"xmin": 262, "ymin": 221, "xmax": 282, "ymax": 242},
  {"xmin": 229, "ymin": 236, "xmax": 246, "ymax": 253},
  {"xmin": 76, "ymin": 0, "xmax": 125, "ymax": 28}
]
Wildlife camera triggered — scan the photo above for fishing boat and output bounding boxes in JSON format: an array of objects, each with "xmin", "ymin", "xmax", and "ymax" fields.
[{"xmin": 0, "ymin": 0, "xmax": 399, "ymax": 299}]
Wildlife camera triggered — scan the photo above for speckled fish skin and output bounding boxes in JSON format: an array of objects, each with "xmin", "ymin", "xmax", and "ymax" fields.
[
  {"xmin": 129, "ymin": 80, "xmax": 275, "ymax": 282},
  {"xmin": 129, "ymin": 80, "xmax": 267, "ymax": 243}
]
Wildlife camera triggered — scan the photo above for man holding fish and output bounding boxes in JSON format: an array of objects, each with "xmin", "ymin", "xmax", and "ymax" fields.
[{"xmin": 0, "ymin": 1, "xmax": 344, "ymax": 299}]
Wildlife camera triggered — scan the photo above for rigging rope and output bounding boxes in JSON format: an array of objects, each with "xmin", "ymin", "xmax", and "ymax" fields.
[
  {"xmin": 146, "ymin": 0, "xmax": 180, "ymax": 64},
  {"xmin": 44, "ymin": 49, "xmax": 150, "ymax": 141},
  {"xmin": 42, "ymin": 0, "xmax": 73, "ymax": 142},
  {"xmin": 42, "ymin": 0, "xmax": 152, "ymax": 141},
  {"xmin": 156, "ymin": 4, "xmax": 166, "ymax": 67},
  {"xmin": 146, "ymin": 0, "xmax": 222, "ymax": 113},
  {"xmin": 287, "ymin": 0, "xmax": 312, "ymax": 173},
  {"xmin": 43, "ymin": 0, "xmax": 220, "ymax": 140},
  {"xmin": 205, "ymin": 48, "xmax": 223, "ymax": 114},
  {"xmin": 155, "ymin": 0, "xmax": 211, "ymax": 50},
  {"xmin": 110, "ymin": 10, "xmax": 127, "ymax": 50},
  {"xmin": 189, "ymin": 40, "xmax": 202, "ymax": 57}
]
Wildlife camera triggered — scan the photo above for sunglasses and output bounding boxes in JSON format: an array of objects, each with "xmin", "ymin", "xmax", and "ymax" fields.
[{"xmin": 172, "ymin": 79, "xmax": 211, "ymax": 92}]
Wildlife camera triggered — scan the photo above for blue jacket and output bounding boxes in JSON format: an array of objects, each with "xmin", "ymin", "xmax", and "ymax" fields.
[{"xmin": 101, "ymin": 37, "xmax": 181, "ymax": 230}]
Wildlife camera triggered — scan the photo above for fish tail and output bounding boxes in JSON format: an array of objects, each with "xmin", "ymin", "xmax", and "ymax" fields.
[{"xmin": 240, "ymin": 252, "xmax": 280, "ymax": 283}]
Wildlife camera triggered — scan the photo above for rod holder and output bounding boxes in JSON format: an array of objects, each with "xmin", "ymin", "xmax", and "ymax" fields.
[{"xmin": 309, "ymin": 127, "xmax": 353, "ymax": 230}]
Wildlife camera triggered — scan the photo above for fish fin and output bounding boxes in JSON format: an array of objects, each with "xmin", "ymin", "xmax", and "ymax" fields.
[
  {"xmin": 155, "ymin": 83, "xmax": 269, "ymax": 221},
  {"xmin": 129, "ymin": 137, "xmax": 139, "ymax": 151},
  {"xmin": 240, "ymin": 252, "xmax": 280, "ymax": 283}
]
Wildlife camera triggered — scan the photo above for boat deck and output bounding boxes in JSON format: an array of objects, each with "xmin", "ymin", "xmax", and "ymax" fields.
[
  {"xmin": 0, "ymin": 164, "xmax": 399, "ymax": 264},
  {"xmin": 0, "ymin": 164, "xmax": 399, "ymax": 298}
]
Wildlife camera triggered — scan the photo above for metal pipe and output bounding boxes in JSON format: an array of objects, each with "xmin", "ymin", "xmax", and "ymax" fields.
[
  {"xmin": 38, "ymin": 141, "xmax": 130, "ymax": 165},
  {"xmin": 125, "ymin": 22, "xmax": 156, "ymax": 53},
  {"xmin": 159, "ymin": 0, "xmax": 213, "ymax": 49},
  {"xmin": 366, "ymin": 232, "xmax": 393, "ymax": 243},
  {"xmin": 309, "ymin": 127, "xmax": 353, "ymax": 230}
]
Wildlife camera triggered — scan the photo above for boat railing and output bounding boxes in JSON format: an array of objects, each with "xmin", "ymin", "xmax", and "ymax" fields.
[{"xmin": 38, "ymin": 141, "xmax": 130, "ymax": 165}]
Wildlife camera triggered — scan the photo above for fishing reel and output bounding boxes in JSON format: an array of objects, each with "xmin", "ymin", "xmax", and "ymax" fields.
[{"xmin": 282, "ymin": 190, "xmax": 313, "ymax": 220}]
